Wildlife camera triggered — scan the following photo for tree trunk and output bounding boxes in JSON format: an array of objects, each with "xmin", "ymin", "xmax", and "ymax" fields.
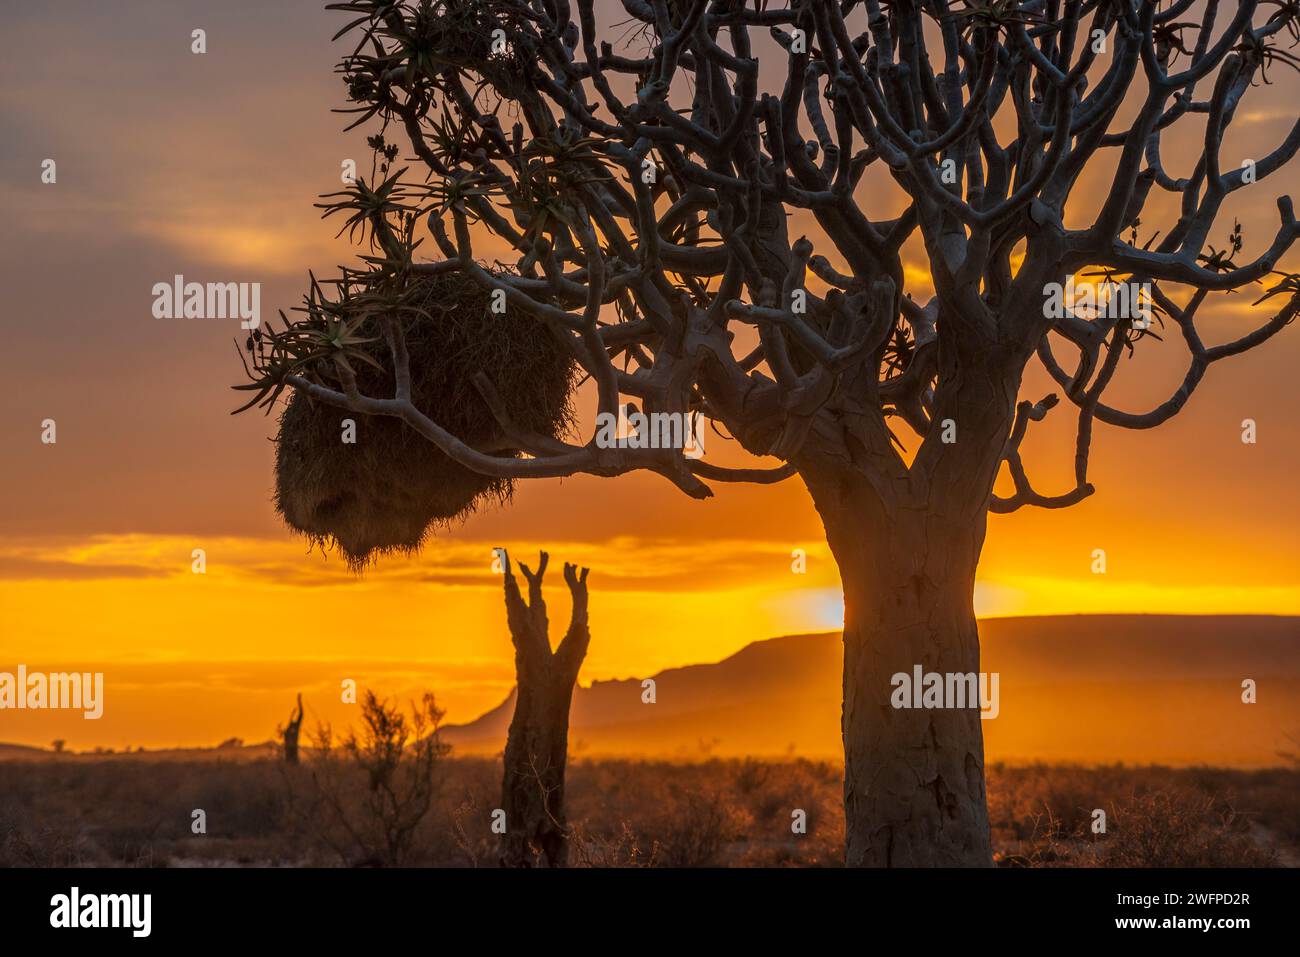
[
  {"xmin": 498, "ymin": 551, "xmax": 590, "ymax": 868},
  {"xmin": 501, "ymin": 671, "xmax": 576, "ymax": 867},
  {"xmin": 283, "ymin": 692, "xmax": 303, "ymax": 766},
  {"xmin": 803, "ymin": 362, "xmax": 1018, "ymax": 866},
  {"xmin": 832, "ymin": 506, "xmax": 993, "ymax": 866}
]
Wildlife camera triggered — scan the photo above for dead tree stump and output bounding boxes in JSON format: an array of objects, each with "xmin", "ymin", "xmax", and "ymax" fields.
[
  {"xmin": 282, "ymin": 692, "xmax": 304, "ymax": 765},
  {"xmin": 498, "ymin": 550, "xmax": 590, "ymax": 867}
]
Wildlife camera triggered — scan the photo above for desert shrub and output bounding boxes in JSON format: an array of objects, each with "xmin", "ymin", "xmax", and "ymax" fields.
[
  {"xmin": 0, "ymin": 814, "xmax": 90, "ymax": 867},
  {"xmin": 646, "ymin": 788, "xmax": 742, "ymax": 867},
  {"xmin": 987, "ymin": 764, "xmax": 1291, "ymax": 867},
  {"xmin": 301, "ymin": 690, "xmax": 450, "ymax": 865},
  {"xmin": 1229, "ymin": 768, "xmax": 1300, "ymax": 848},
  {"xmin": 1100, "ymin": 787, "xmax": 1277, "ymax": 867}
]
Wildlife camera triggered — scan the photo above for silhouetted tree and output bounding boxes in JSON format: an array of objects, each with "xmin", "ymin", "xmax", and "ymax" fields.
[
  {"xmin": 498, "ymin": 549, "xmax": 591, "ymax": 867},
  {"xmin": 307, "ymin": 690, "xmax": 449, "ymax": 865},
  {"xmin": 242, "ymin": 0, "xmax": 1300, "ymax": 865},
  {"xmin": 281, "ymin": 692, "xmax": 304, "ymax": 765}
]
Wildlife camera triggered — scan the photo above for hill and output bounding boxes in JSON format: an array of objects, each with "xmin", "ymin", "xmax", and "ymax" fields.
[{"xmin": 440, "ymin": 615, "xmax": 1300, "ymax": 766}]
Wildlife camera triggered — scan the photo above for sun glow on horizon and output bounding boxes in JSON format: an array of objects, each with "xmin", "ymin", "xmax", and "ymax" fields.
[{"xmin": 0, "ymin": 531, "xmax": 1295, "ymax": 750}]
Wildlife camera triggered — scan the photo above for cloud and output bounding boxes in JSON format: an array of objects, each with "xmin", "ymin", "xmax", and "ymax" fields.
[
  {"xmin": 0, "ymin": 533, "xmax": 838, "ymax": 594},
  {"xmin": 0, "ymin": 558, "xmax": 169, "ymax": 582},
  {"xmin": 134, "ymin": 219, "xmax": 347, "ymax": 277}
]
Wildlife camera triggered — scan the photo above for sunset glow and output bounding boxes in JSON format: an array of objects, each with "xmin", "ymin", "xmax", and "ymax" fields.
[{"xmin": 2, "ymin": 0, "xmax": 1297, "ymax": 759}]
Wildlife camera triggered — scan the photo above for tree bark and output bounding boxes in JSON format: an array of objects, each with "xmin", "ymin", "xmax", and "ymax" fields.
[
  {"xmin": 802, "ymin": 359, "xmax": 1018, "ymax": 866},
  {"xmin": 830, "ymin": 506, "xmax": 993, "ymax": 866},
  {"xmin": 498, "ymin": 551, "xmax": 590, "ymax": 868}
]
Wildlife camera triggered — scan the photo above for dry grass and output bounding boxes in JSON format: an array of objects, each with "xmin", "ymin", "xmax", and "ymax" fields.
[
  {"xmin": 0, "ymin": 757, "xmax": 1292, "ymax": 867},
  {"xmin": 986, "ymin": 763, "xmax": 1284, "ymax": 867}
]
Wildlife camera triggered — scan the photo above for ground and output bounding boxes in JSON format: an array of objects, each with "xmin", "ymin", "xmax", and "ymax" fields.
[{"xmin": 0, "ymin": 756, "xmax": 1294, "ymax": 867}]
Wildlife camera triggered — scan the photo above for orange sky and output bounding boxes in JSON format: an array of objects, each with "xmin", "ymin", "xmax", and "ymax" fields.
[{"xmin": 1, "ymin": 1, "xmax": 1297, "ymax": 750}]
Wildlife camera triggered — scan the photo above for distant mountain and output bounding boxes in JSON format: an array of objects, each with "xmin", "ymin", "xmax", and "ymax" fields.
[
  {"xmin": 0, "ymin": 742, "xmax": 50, "ymax": 761},
  {"xmin": 0, "ymin": 741, "xmax": 277, "ymax": 763},
  {"xmin": 440, "ymin": 615, "xmax": 1300, "ymax": 766}
]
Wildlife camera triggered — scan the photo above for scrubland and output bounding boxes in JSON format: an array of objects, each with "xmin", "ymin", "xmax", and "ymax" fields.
[{"xmin": 0, "ymin": 755, "xmax": 1293, "ymax": 867}]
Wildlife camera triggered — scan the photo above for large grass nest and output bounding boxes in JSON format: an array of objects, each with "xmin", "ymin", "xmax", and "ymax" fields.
[{"xmin": 274, "ymin": 271, "xmax": 575, "ymax": 568}]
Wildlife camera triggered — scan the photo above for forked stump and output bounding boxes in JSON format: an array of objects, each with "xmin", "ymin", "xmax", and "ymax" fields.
[{"xmin": 498, "ymin": 550, "xmax": 590, "ymax": 868}]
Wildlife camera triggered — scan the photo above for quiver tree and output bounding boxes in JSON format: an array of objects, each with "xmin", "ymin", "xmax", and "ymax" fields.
[
  {"xmin": 498, "ymin": 549, "xmax": 591, "ymax": 867},
  {"xmin": 282, "ymin": 692, "xmax": 305, "ymax": 765},
  {"xmin": 239, "ymin": 0, "xmax": 1300, "ymax": 865}
]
